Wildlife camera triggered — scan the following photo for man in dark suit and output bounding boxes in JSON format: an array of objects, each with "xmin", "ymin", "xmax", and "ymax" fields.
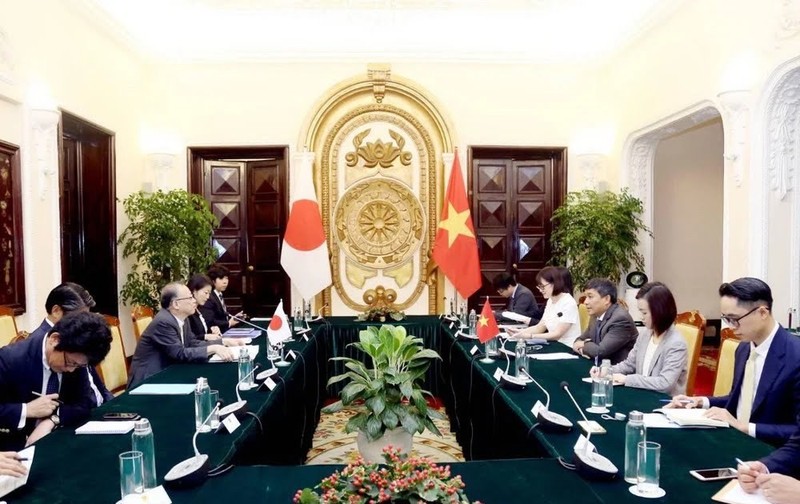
[
  {"xmin": 670, "ymin": 277, "xmax": 800, "ymax": 446},
  {"xmin": 572, "ymin": 278, "xmax": 638, "ymax": 364},
  {"xmin": 738, "ymin": 415, "xmax": 800, "ymax": 499},
  {"xmin": 29, "ymin": 283, "xmax": 113, "ymax": 405},
  {"xmin": 198, "ymin": 265, "xmax": 245, "ymax": 333},
  {"xmin": 0, "ymin": 312, "xmax": 111, "ymax": 450},
  {"xmin": 128, "ymin": 282, "xmax": 235, "ymax": 388},
  {"xmin": 493, "ymin": 272, "xmax": 542, "ymax": 324}
]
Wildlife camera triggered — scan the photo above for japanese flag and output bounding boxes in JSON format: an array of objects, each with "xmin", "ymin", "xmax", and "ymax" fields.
[{"xmin": 267, "ymin": 300, "xmax": 291, "ymax": 346}]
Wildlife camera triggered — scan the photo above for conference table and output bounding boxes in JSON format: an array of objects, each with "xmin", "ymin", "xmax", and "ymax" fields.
[{"xmin": 7, "ymin": 316, "xmax": 776, "ymax": 503}]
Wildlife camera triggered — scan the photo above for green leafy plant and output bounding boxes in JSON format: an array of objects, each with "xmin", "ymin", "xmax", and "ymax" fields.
[
  {"xmin": 295, "ymin": 446, "xmax": 481, "ymax": 504},
  {"xmin": 550, "ymin": 189, "xmax": 651, "ymax": 290},
  {"xmin": 118, "ymin": 190, "xmax": 218, "ymax": 310},
  {"xmin": 322, "ymin": 325, "xmax": 442, "ymax": 442},
  {"xmin": 356, "ymin": 307, "xmax": 406, "ymax": 322}
]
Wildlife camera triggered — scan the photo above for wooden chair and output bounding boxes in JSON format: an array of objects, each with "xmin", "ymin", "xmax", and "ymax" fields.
[
  {"xmin": 97, "ymin": 315, "xmax": 128, "ymax": 395},
  {"xmin": 0, "ymin": 306, "xmax": 19, "ymax": 348},
  {"xmin": 131, "ymin": 306, "xmax": 154, "ymax": 343},
  {"xmin": 674, "ymin": 310, "xmax": 706, "ymax": 396},
  {"xmin": 713, "ymin": 328, "xmax": 741, "ymax": 396},
  {"xmin": 11, "ymin": 330, "xmax": 29, "ymax": 345},
  {"xmin": 578, "ymin": 304, "xmax": 590, "ymax": 333}
]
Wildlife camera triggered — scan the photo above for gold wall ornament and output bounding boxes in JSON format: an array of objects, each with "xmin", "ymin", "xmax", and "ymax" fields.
[
  {"xmin": 363, "ymin": 285, "xmax": 397, "ymax": 309},
  {"xmin": 367, "ymin": 63, "xmax": 391, "ymax": 103},
  {"xmin": 385, "ymin": 261, "xmax": 413, "ymax": 287},
  {"xmin": 345, "ymin": 260, "xmax": 376, "ymax": 288},
  {"xmin": 344, "ymin": 128, "xmax": 412, "ymax": 169}
]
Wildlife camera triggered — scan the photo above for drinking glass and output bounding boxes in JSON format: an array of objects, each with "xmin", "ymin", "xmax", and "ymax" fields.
[
  {"xmin": 119, "ymin": 450, "xmax": 144, "ymax": 502},
  {"xmin": 591, "ymin": 378, "xmax": 606, "ymax": 408},
  {"xmin": 209, "ymin": 390, "xmax": 220, "ymax": 429},
  {"xmin": 637, "ymin": 441, "xmax": 661, "ymax": 495}
]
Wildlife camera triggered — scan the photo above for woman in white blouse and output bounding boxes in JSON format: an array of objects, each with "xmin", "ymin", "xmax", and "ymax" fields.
[
  {"xmin": 507, "ymin": 266, "xmax": 581, "ymax": 347},
  {"xmin": 591, "ymin": 281, "xmax": 688, "ymax": 395}
]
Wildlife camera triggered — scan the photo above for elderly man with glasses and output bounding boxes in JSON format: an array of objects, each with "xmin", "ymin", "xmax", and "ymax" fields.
[
  {"xmin": 0, "ymin": 312, "xmax": 112, "ymax": 450},
  {"xmin": 128, "ymin": 282, "xmax": 235, "ymax": 389},
  {"xmin": 667, "ymin": 277, "xmax": 800, "ymax": 446}
]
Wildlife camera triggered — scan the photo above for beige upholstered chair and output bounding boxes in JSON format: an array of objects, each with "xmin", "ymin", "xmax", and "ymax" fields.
[
  {"xmin": 578, "ymin": 304, "xmax": 590, "ymax": 333},
  {"xmin": 131, "ymin": 306, "xmax": 154, "ymax": 344},
  {"xmin": 674, "ymin": 310, "xmax": 706, "ymax": 396},
  {"xmin": 0, "ymin": 306, "xmax": 20, "ymax": 348},
  {"xmin": 713, "ymin": 328, "xmax": 741, "ymax": 396},
  {"xmin": 97, "ymin": 315, "xmax": 128, "ymax": 395}
]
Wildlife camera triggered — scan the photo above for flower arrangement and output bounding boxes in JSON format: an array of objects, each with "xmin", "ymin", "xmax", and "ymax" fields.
[
  {"xmin": 294, "ymin": 446, "xmax": 480, "ymax": 504},
  {"xmin": 356, "ymin": 307, "xmax": 406, "ymax": 322}
]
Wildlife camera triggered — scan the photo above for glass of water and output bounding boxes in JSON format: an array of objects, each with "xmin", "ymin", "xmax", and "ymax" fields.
[
  {"xmin": 591, "ymin": 378, "xmax": 606, "ymax": 408},
  {"xmin": 209, "ymin": 390, "xmax": 220, "ymax": 429},
  {"xmin": 119, "ymin": 451, "xmax": 144, "ymax": 502},
  {"xmin": 637, "ymin": 441, "xmax": 662, "ymax": 495}
]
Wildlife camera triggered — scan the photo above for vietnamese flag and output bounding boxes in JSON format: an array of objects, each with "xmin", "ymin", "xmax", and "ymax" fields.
[
  {"xmin": 431, "ymin": 153, "xmax": 482, "ymax": 298},
  {"xmin": 477, "ymin": 298, "xmax": 500, "ymax": 343},
  {"xmin": 280, "ymin": 152, "xmax": 332, "ymax": 300}
]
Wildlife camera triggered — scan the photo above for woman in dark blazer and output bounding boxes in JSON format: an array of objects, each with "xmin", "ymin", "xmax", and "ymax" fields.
[{"xmin": 187, "ymin": 274, "xmax": 247, "ymax": 347}]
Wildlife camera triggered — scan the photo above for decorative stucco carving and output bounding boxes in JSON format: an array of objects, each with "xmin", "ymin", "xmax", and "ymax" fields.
[{"xmin": 765, "ymin": 69, "xmax": 800, "ymax": 200}]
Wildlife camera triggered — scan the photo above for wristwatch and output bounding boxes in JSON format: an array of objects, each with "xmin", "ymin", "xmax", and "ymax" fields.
[{"xmin": 49, "ymin": 413, "xmax": 60, "ymax": 427}]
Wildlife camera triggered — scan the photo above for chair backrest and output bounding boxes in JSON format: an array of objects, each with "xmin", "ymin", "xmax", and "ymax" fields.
[
  {"xmin": 131, "ymin": 306, "xmax": 154, "ymax": 343},
  {"xmin": 674, "ymin": 310, "xmax": 706, "ymax": 396},
  {"xmin": 0, "ymin": 306, "xmax": 19, "ymax": 348},
  {"xmin": 714, "ymin": 328, "xmax": 741, "ymax": 396},
  {"xmin": 578, "ymin": 304, "xmax": 590, "ymax": 333},
  {"xmin": 97, "ymin": 315, "xmax": 128, "ymax": 395}
]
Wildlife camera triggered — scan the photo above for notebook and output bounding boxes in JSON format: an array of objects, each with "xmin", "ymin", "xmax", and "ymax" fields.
[
  {"xmin": 0, "ymin": 445, "xmax": 34, "ymax": 498},
  {"xmin": 654, "ymin": 408, "xmax": 729, "ymax": 428},
  {"xmin": 712, "ymin": 480, "xmax": 768, "ymax": 504},
  {"xmin": 75, "ymin": 421, "xmax": 136, "ymax": 435},
  {"xmin": 129, "ymin": 383, "xmax": 196, "ymax": 395},
  {"xmin": 529, "ymin": 352, "xmax": 579, "ymax": 361}
]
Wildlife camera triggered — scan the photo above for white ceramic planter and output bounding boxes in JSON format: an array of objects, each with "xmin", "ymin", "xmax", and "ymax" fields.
[{"xmin": 356, "ymin": 427, "xmax": 413, "ymax": 464}]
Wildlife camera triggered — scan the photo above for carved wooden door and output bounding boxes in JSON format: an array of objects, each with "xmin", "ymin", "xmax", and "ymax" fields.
[{"xmin": 468, "ymin": 148, "xmax": 566, "ymax": 310}]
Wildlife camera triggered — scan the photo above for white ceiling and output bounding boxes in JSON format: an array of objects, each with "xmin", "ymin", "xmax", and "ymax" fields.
[{"xmin": 70, "ymin": 0, "xmax": 685, "ymax": 64}]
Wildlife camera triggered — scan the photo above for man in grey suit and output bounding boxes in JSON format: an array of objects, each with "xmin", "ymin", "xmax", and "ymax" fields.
[
  {"xmin": 493, "ymin": 273, "xmax": 542, "ymax": 324},
  {"xmin": 572, "ymin": 278, "xmax": 638, "ymax": 364},
  {"xmin": 128, "ymin": 282, "xmax": 234, "ymax": 388}
]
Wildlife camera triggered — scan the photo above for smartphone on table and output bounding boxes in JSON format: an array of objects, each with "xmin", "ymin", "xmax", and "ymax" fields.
[
  {"xmin": 102, "ymin": 412, "xmax": 140, "ymax": 421},
  {"xmin": 689, "ymin": 468, "xmax": 737, "ymax": 481}
]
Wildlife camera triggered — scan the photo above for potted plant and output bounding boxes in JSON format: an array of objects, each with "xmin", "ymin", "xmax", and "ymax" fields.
[
  {"xmin": 295, "ymin": 446, "xmax": 481, "ymax": 504},
  {"xmin": 322, "ymin": 325, "xmax": 443, "ymax": 463},
  {"xmin": 118, "ymin": 189, "xmax": 219, "ymax": 310},
  {"xmin": 356, "ymin": 307, "xmax": 406, "ymax": 322},
  {"xmin": 550, "ymin": 189, "xmax": 651, "ymax": 290}
]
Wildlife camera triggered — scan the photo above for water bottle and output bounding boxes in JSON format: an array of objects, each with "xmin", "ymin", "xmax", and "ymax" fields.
[
  {"xmin": 303, "ymin": 300, "xmax": 312, "ymax": 323},
  {"xmin": 459, "ymin": 302, "xmax": 468, "ymax": 328},
  {"xmin": 238, "ymin": 347, "xmax": 254, "ymax": 389},
  {"xmin": 600, "ymin": 359, "xmax": 613, "ymax": 407},
  {"xmin": 625, "ymin": 410, "xmax": 646, "ymax": 483},
  {"xmin": 449, "ymin": 298, "xmax": 455, "ymax": 317},
  {"xmin": 292, "ymin": 306, "xmax": 302, "ymax": 331},
  {"xmin": 131, "ymin": 418, "xmax": 157, "ymax": 490},
  {"xmin": 468, "ymin": 309, "xmax": 477, "ymax": 337},
  {"xmin": 514, "ymin": 339, "xmax": 528, "ymax": 378},
  {"xmin": 194, "ymin": 377, "xmax": 212, "ymax": 433}
]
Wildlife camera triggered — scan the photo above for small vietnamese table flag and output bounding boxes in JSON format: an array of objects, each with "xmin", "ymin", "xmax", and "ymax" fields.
[
  {"xmin": 477, "ymin": 297, "xmax": 500, "ymax": 343},
  {"xmin": 432, "ymin": 152, "xmax": 482, "ymax": 298}
]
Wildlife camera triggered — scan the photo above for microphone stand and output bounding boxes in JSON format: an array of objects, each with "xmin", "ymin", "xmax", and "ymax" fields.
[
  {"xmin": 256, "ymin": 354, "xmax": 278, "ymax": 380},
  {"xmin": 560, "ymin": 381, "xmax": 618, "ymax": 480},
  {"xmin": 218, "ymin": 364, "xmax": 261, "ymax": 419},
  {"xmin": 163, "ymin": 403, "xmax": 220, "ymax": 488},
  {"xmin": 520, "ymin": 369, "xmax": 573, "ymax": 431},
  {"xmin": 497, "ymin": 336, "xmax": 529, "ymax": 389}
]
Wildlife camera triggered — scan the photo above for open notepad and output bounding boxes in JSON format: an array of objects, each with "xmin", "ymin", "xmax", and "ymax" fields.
[
  {"xmin": 529, "ymin": 352, "xmax": 579, "ymax": 361},
  {"xmin": 129, "ymin": 383, "xmax": 196, "ymax": 395},
  {"xmin": 0, "ymin": 445, "xmax": 34, "ymax": 498},
  {"xmin": 652, "ymin": 408, "xmax": 729, "ymax": 428},
  {"xmin": 501, "ymin": 311, "xmax": 532, "ymax": 325},
  {"xmin": 210, "ymin": 344, "xmax": 259, "ymax": 362},
  {"xmin": 75, "ymin": 421, "xmax": 136, "ymax": 435},
  {"xmin": 712, "ymin": 480, "xmax": 768, "ymax": 504}
]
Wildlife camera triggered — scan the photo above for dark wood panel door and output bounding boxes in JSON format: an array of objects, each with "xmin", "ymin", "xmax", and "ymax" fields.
[
  {"xmin": 0, "ymin": 140, "xmax": 25, "ymax": 314},
  {"xmin": 60, "ymin": 112, "xmax": 117, "ymax": 315},
  {"xmin": 468, "ymin": 147, "xmax": 566, "ymax": 311},
  {"xmin": 191, "ymin": 147, "xmax": 290, "ymax": 318}
]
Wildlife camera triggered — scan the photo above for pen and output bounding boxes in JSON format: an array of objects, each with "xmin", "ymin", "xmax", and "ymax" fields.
[
  {"xmin": 14, "ymin": 457, "xmax": 28, "ymax": 462},
  {"xmin": 32, "ymin": 391, "xmax": 63, "ymax": 405},
  {"xmin": 735, "ymin": 458, "xmax": 753, "ymax": 471}
]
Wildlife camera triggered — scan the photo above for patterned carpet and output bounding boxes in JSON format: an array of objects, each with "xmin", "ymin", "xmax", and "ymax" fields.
[{"xmin": 306, "ymin": 406, "xmax": 464, "ymax": 465}]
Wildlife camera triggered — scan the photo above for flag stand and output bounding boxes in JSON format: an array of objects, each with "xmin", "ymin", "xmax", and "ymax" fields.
[{"xmin": 275, "ymin": 343, "xmax": 290, "ymax": 367}]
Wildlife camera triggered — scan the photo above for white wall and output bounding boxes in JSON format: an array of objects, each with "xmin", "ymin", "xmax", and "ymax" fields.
[{"xmin": 652, "ymin": 118, "xmax": 724, "ymax": 317}]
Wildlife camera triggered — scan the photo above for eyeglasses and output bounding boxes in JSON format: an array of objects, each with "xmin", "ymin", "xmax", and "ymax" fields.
[
  {"xmin": 536, "ymin": 282, "xmax": 552, "ymax": 292},
  {"xmin": 174, "ymin": 296, "xmax": 196, "ymax": 303},
  {"xmin": 721, "ymin": 306, "xmax": 763, "ymax": 328},
  {"xmin": 63, "ymin": 352, "xmax": 88, "ymax": 369}
]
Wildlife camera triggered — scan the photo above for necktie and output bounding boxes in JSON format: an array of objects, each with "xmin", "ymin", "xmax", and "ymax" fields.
[
  {"xmin": 218, "ymin": 292, "xmax": 226, "ymax": 312},
  {"xmin": 46, "ymin": 371, "xmax": 60, "ymax": 395},
  {"xmin": 739, "ymin": 348, "xmax": 758, "ymax": 424}
]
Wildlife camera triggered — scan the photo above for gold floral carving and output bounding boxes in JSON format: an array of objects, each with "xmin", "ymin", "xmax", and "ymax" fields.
[
  {"xmin": 363, "ymin": 285, "xmax": 397, "ymax": 309},
  {"xmin": 344, "ymin": 129, "xmax": 412, "ymax": 169},
  {"xmin": 333, "ymin": 178, "xmax": 425, "ymax": 270},
  {"xmin": 385, "ymin": 261, "xmax": 413, "ymax": 287},
  {"xmin": 345, "ymin": 259, "xmax": 376, "ymax": 288}
]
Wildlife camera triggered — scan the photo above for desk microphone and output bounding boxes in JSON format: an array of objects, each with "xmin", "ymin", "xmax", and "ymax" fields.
[
  {"xmin": 218, "ymin": 364, "xmax": 261, "ymax": 419},
  {"xmin": 256, "ymin": 355, "xmax": 278, "ymax": 381},
  {"xmin": 520, "ymin": 370, "xmax": 572, "ymax": 432},
  {"xmin": 227, "ymin": 313, "xmax": 264, "ymax": 334},
  {"xmin": 498, "ymin": 337, "xmax": 530, "ymax": 390},
  {"xmin": 560, "ymin": 381, "xmax": 618, "ymax": 480},
  {"xmin": 309, "ymin": 304, "xmax": 329, "ymax": 323},
  {"xmin": 163, "ymin": 402, "xmax": 220, "ymax": 488}
]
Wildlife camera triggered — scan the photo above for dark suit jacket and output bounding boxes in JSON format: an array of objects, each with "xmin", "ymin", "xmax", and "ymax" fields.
[
  {"xmin": 575, "ymin": 303, "xmax": 638, "ymax": 364},
  {"xmin": 709, "ymin": 326, "xmax": 800, "ymax": 446},
  {"xmin": 186, "ymin": 312, "xmax": 214, "ymax": 346},
  {"xmin": 763, "ymin": 416, "xmax": 800, "ymax": 477},
  {"xmin": 30, "ymin": 319, "xmax": 113, "ymax": 404},
  {"xmin": 198, "ymin": 291, "xmax": 230, "ymax": 332},
  {"xmin": 128, "ymin": 309, "xmax": 209, "ymax": 388},
  {"xmin": 498, "ymin": 284, "xmax": 542, "ymax": 324},
  {"xmin": 0, "ymin": 332, "xmax": 95, "ymax": 450}
]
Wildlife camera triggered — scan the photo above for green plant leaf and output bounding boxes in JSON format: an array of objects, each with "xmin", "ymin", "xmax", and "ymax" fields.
[
  {"xmin": 321, "ymin": 400, "xmax": 343, "ymax": 414},
  {"xmin": 365, "ymin": 415, "xmax": 384, "ymax": 441},
  {"xmin": 341, "ymin": 383, "xmax": 367, "ymax": 404},
  {"xmin": 345, "ymin": 413, "xmax": 368, "ymax": 433},
  {"xmin": 366, "ymin": 396, "xmax": 386, "ymax": 416}
]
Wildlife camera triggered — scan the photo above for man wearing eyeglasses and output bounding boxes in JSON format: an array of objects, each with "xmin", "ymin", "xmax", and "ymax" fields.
[
  {"xmin": 492, "ymin": 272, "xmax": 542, "ymax": 325},
  {"xmin": 128, "ymin": 282, "xmax": 235, "ymax": 389},
  {"xmin": 668, "ymin": 277, "xmax": 800, "ymax": 446},
  {"xmin": 0, "ymin": 312, "xmax": 112, "ymax": 450}
]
